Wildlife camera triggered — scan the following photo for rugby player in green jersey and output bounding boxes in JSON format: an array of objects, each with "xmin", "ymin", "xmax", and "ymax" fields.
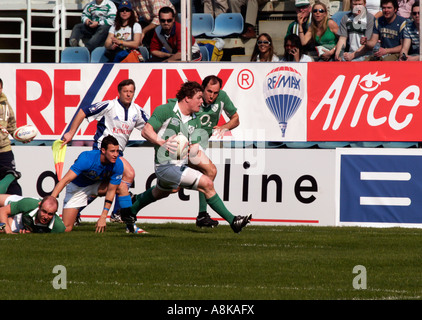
[
  {"xmin": 191, "ymin": 75, "xmax": 240, "ymax": 228},
  {"xmin": 0, "ymin": 194, "xmax": 65, "ymax": 234},
  {"xmin": 119, "ymin": 81, "xmax": 251, "ymax": 233}
]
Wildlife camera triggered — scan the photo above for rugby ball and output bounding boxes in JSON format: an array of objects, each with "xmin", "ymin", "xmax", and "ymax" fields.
[
  {"xmin": 13, "ymin": 125, "xmax": 38, "ymax": 142},
  {"xmin": 174, "ymin": 133, "xmax": 189, "ymax": 160}
]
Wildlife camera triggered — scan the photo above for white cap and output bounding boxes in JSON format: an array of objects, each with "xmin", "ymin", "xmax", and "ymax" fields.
[{"xmin": 295, "ymin": 0, "xmax": 310, "ymax": 7}]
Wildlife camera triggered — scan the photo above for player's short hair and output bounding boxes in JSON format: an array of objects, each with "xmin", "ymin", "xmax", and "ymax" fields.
[
  {"xmin": 0, "ymin": 78, "xmax": 3, "ymax": 88},
  {"xmin": 381, "ymin": 0, "xmax": 398, "ymax": 9},
  {"xmin": 101, "ymin": 135, "xmax": 119, "ymax": 150},
  {"xmin": 176, "ymin": 81, "xmax": 204, "ymax": 101},
  {"xmin": 39, "ymin": 196, "xmax": 59, "ymax": 212},
  {"xmin": 202, "ymin": 75, "xmax": 223, "ymax": 89},
  {"xmin": 159, "ymin": 6, "xmax": 175, "ymax": 17},
  {"xmin": 118, "ymin": 79, "xmax": 135, "ymax": 92}
]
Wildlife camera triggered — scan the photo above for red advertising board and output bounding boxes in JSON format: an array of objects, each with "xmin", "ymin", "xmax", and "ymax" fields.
[{"xmin": 307, "ymin": 61, "xmax": 422, "ymax": 141}]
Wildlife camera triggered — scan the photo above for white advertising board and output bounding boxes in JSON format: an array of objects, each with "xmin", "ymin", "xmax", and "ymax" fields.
[{"xmin": 13, "ymin": 146, "xmax": 336, "ymax": 226}]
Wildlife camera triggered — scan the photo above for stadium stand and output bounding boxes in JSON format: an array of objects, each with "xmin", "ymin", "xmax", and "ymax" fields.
[
  {"xmin": 61, "ymin": 46, "xmax": 90, "ymax": 63},
  {"xmin": 90, "ymin": 46, "xmax": 110, "ymax": 63}
]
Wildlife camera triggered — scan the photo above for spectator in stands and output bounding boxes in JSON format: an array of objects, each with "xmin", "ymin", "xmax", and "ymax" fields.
[
  {"xmin": 400, "ymin": 1, "xmax": 420, "ymax": 60},
  {"xmin": 69, "ymin": 0, "xmax": 117, "ymax": 52},
  {"xmin": 286, "ymin": 0, "xmax": 315, "ymax": 54},
  {"xmin": 299, "ymin": 1, "xmax": 339, "ymax": 61},
  {"xmin": 281, "ymin": 34, "xmax": 313, "ymax": 62},
  {"xmin": 203, "ymin": 0, "xmax": 229, "ymax": 18},
  {"xmin": 250, "ymin": 33, "xmax": 279, "ymax": 61},
  {"xmin": 364, "ymin": 0, "xmax": 407, "ymax": 60},
  {"xmin": 104, "ymin": 1, "xmax": 143, "ymax": 62},
  {"xmin": 149, "ymin": 6, "xmax": 201, "ymax": 61},
  {"xmin": 228, "ymin": 0, "xmax": 269, "ymax": 39},
  {"xmin": 398, "ymin": 0, "xmax": 415, "ymax": 17},
  {"xmin": 131, "ymin": 0, "xmax": 176, "ymax": 46},
  {"xmin": 335, "ymin": 0, "xmax": 375, "ymax": 61}
]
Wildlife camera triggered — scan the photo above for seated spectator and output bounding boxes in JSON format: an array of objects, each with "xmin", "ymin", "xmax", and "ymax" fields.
[
  {"xmin": 229, "ymin": 0, "xmax": 269, "ymax": 39},
  {"xmin": 365, "ymin": 0, "xmax": 407, "ymax": 60},
  {"xmin": 250, "ymin": 33, "xmax": 280, "ymax": 61},
  {"xmin": 281, "ymin": 34, "xmax": 313, "ymax": 62},
  {"xmin": 400, "ymin": 0, "xmax": 420, "ymax": 60},
  {"xmin": 149, "ymin": 6, "xmax": 201, "ymax": 62},
  {"xmin": 398, "ymin": 0, "xmax": 415, "ymax": 18},
  {"xmin": 104, "ymin": 1, "xmax": 143, "ymax": 62},
  {"xmin": 131, "ymin": 0, "xmax": 176, "ymax": 46},
  {"xmin": 299, "ymin": 1, "xmax": 339, "ymax": 61},
  {"xmin": 69, "ymin": 0, "xmax": 117, "ymax": 52},
  {"xmin": 335, "ymin": 0, "xmax": 375, "ymax": 61},
  {"xmin": 286, "ymin": 0, "xmax": 315, "ymax": 54}
]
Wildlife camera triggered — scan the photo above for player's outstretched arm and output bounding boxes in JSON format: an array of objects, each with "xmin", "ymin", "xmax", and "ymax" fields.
[{"xmin": 62, "ymin": 109, "xmax": 87, "ymax": 146}]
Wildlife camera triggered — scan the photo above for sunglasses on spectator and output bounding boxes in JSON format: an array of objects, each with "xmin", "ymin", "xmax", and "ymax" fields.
[
  {"xmin": 119, "ymin": 8, "xmax": 131, "ymax": 12},
  {"xmin": 313, "ymin": 8, "xmax": 326, "ymax": 13},
  {"xmin": 257, "ymin": 40, "xmax": 271, "ymax": 45},
  {"xmin": 412, "ymin": 11, "xmax": 420, "ymax": 15},
  {"xmin": 160, "ymin": 18, "xmax": 174, "ymax": 23}
]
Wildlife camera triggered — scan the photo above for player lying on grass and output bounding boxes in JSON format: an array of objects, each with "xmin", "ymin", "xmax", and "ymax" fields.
[
  {"xmin": 118, "ymin": 81, "xmax": 252, "ymax": 233},
  {"xmin": 51, "ymin": 135, "xmax": 124, "ymax": 233},
  {"xmin": 0, "ymin": 194, "xmax": 65, "ymax": 234}
]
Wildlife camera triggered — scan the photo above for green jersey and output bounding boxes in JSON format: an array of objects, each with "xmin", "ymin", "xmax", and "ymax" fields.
[
  {"xmin": 148, "ymin": 99, "xmax": 205, "ymax": 165},
  {"xmin": 10, "ymin": 197, "xmax": 65, "ymax": 233},
  {"xmin": 196, "ymin": 89, "xmax": 237, "ymax": 138}
]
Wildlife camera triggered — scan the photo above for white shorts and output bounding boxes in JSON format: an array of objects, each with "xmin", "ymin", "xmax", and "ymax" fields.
[
  {"xmin": 155, "ymin": 164, "xmax": 202, "ymax": 192},
  {"xmin": 63, "ymin": 182, "xmax": 101, "ymax": 209}
]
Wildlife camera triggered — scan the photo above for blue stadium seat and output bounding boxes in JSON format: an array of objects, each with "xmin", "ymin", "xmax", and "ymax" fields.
[
  {"xmin": 199, "ymin": 45, "xmax": 210, "ymax": 61},
  {"xmin": 331, "ymin": 11, "xmax": 349, "ymax": 26},
  {"xmin": 61, "ymin": 47, "xmax": 90, "ymax": 63},
  {"xmin": 317, "ymin": 142, "xmax": 350, "ymax": 148},
  {"xmin": 138, "ymin": 46, "xmax": 150, "ymax": 61},
  {"xmin": 284, "ymin": 142, "xmax": 317, "ymax": 148},
  {"xmin": 382, "ymin": 142, "xmax": 418, "ymax": 148},
  {"xmin": 349, "ymin": 142, "xmax": 383, "ymax": 148},
  {"xmin": 90, "ymin": 46, "xmax": 110, "ymax": 63},
  {"xmin": 192, "ymin": 13, "xmax": 214, "ymax": 37},
  {"xmin": 205, "ymin": 13, "xmax": 244, "ymax": 37}
]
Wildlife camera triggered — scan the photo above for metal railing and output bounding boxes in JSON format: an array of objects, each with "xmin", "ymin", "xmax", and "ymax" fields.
[{"xmin": 0, "ymin": 17, "xmax": 25, "ymax": 63}]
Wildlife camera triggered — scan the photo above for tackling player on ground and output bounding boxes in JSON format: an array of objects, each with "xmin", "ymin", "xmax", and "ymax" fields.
[
  {"xmin": 118, "ymin": 81, "xmax": 251, "ymax": 233},
  {"xmin": 52, "ymin": 135, "xmax": 124, "ymax": 232}
]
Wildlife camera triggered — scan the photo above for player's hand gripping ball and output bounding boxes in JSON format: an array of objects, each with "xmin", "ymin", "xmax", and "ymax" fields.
[{"xmin": 174, "ymin": 133, "xmax": 189, "ymax": 160}]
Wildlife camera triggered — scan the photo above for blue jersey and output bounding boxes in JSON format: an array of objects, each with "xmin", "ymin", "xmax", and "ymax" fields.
[{"xmin": 70, "ymin": 149, "xmax": 123, "ymax": 187}]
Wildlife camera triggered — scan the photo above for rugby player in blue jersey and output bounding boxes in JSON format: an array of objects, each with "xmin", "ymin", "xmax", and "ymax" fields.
[
  {"xmin": 61, "ymin": 79, "xmax": 149, "ymax": 232},
  {"xmin": 51, "ymin": 135, "xmax": 124, "ymax": 233}
]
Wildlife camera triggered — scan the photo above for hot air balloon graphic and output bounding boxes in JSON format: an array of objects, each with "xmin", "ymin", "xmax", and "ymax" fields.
[{"xmin": 263, "ymin": 66, "xmax": 305, "ymax": 137}]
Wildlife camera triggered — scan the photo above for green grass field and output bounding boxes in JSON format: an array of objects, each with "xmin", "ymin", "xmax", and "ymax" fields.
[{"xmin": 1, "ymin": 222, "xmax": 421, "ymax": 302}]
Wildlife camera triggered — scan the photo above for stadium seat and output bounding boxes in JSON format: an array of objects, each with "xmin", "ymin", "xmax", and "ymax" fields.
[
  {"xmin": 61, "ymin": 47, "xmax": 90, "ymax": 63},
  {"xmin": 382, "ymin": 142, "xmax": 418, "ymax": 148},
  {"xmin": 138, "ymin": 46, "xmax": 150, "ymax": 61},
  {"xmin": 192, "ymin": 13, "xmax": 214, "ymax": 37},
  {"xmin": 317, "ymin": 142, "xmax": 350, "ymax": 148},
  {"xmin": 330, "ymin": 11, "xmax": 349, "ymax": 26},
  {"xmin": 199, "ymin": 45, "xmax": 210, "ymax": 61},
  {"xmin": 90, "ymin": 46, "xmax": 110, "ymax": 63},
  {"xmin": 205, "ymin": 13, "xmax": 244, "ymax": 38},
  {"xmin": 349, "ymin": 142, "xmax": 383, "ymax": 148},
  {"xmin": 284, "ymin": 142, "xmax": 318, "ymax": 148}
]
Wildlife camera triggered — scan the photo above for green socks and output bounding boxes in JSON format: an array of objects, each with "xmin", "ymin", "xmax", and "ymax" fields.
[
  {"xmin": 198, "ymin": 192, "xmax": 208, "ymax": 213},
  {"xmin": 0, "ymin": 174, "xmax": 16, "ymax": 194},
  {"xmin": 131, "ymin": 186, "xmax": 156, "ymax": 214},
  {"xmin": 206, "ymin": 193, "xmax": 235, "ymax": 225}
]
